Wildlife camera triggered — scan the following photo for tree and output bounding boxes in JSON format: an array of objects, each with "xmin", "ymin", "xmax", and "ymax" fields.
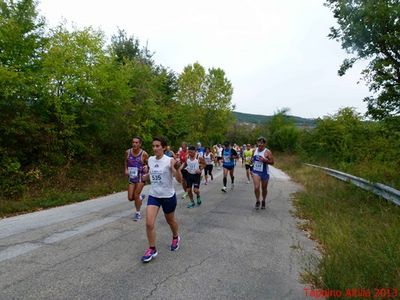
[
  {"xmin": 176, "ymin": 63, "xmax": 234, "ymax": 144},
  {"xmin": 266, "ymin": 108, "xmax": 299, "ymax": 152},
  {"xmin": 0, "ymin": 0, "xmax": 46, "ymax": 195},
  {"xmin": 110, "ymin": 29, "xmax": 154, "ymax": 66},
  {"xmin": 202, "ymin": 68, "xmax": 234, "ymax": 145},
  {"xmin": 326, "ymin": 0, "xmax": 400, "ymax": 120}
]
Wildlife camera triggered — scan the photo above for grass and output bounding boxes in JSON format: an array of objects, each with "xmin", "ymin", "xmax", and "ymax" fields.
[
  {"xmin": 275, "ymin": 152, "xmax": 400, "ymax": 295},
  {"xmin": 0, "ymin": 159, "xmax": 127, "ymax": 218}
]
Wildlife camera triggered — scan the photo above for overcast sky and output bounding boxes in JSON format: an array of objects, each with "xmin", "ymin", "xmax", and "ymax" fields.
[{"xmin": 37, "ymin": 0, "xmax": 371, "ymax": 119}]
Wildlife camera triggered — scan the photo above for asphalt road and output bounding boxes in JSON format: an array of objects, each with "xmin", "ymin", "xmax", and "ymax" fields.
[{"xmin": 0, "ymin": 165, "xmax": 316, "ymax": 300}]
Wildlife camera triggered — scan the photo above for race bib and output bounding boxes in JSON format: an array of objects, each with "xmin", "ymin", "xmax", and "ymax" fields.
[
  {"xmin": 245, "ymin": 156, "xmax": 251, "ymax": 163},
  {"xmin": 253, "ymin": 161, "xmax": 263, "ymax": 172},
  {"xmin": 128, "ymin": 167, "xmax": 138, "ymax": 179},
  {"xmin": 150, "ymin": 170, "xmax": 162, "ymax": 183},
  {"xmin": 223, "ymin": 156, "xmax": 231, "ymax": 163}
]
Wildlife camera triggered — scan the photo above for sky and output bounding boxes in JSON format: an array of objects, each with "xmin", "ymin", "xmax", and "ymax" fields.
[{"xmin": 37, "ymin": 0, "xmax": 371, "ymax": 119}]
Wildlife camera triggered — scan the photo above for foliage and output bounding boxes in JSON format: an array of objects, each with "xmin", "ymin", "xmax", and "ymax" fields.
[
  {"xmin": 326, "ymin": 0, "xmax": 400, "ymax": 120},
  {"xmin": 276, "ymin": 153, "xmax": 400, "ymax": 292},
  {"xmin": 176, "ymin": 62, "xmax": 234, "ymax": 146},
  {"xmin": 265, "ymin": 108, "xmax": 300, "ymax": 152},
  {"xmin": 233, "ymin": 111, "xmax": 316, "ymax": 127},
  {"xmin": 299, "ymin": 107, "xmax": 400, "ymax": 188},
  {"xmin": 225, "ymin": 122, "xmax": 262, "ymax": 146},
  {"xmin": 0, "ymin": 1, "xmax": 234, "ymax": 200}
]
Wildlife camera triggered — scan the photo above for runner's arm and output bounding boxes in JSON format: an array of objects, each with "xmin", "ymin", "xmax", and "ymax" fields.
[
  {"xmin": 264, "ymin": 150, "xmax": 274, "ymax": 165},
  {"xmin": 171, "ymin": 158, "xmax": 183, "ymax": 183},
  {"xmin": 231, "ymin": 148, "xmax": 238, "ymax": 159},
  {"xmin": 198, "ymin": 157, "xmax": 206, "ymax": 174},
  {"xmin": 124, "ymin": 150, "xmax": 129, "ymax": 176}
]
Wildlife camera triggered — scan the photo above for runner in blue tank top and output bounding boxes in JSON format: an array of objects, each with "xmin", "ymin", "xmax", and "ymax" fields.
[
  {"xmin": 125, "ymin": 136, "xmax": 149, "ymax": 221},
  {"xmin": 252, "ymin": 137, "xmax": 274, "ymax": 210},
  {"xmin": 221, "ymin": 141, "xmax": 238, "ymax": 192}
]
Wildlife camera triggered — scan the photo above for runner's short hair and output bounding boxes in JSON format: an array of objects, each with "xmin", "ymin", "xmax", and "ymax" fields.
[
  {"xmin": 132, "ymin": 136, "xmax": 142, "ymax": 143},
  {"xmin": 257, "ymin": 137, "xmax": 266, "ymax": 144},
  {"xmin": 153, "ymin": 136, "xmax": 167, "ymax": 148},
  {"xmin": 188, "ymin": 145, "xmax": 196, "ymax": 151}
]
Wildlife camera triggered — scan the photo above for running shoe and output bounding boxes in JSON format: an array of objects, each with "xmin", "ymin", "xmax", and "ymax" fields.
[
  {"xmin": 182, "ymin": 192, "xmax": 188, "ymax": 199},
  {"xmin": 187, "ymin": 201, "xmax": 195, "ymax": 208},
  {"xmin": 133, "ymin": 212, "xmax": 142, "ymax": 221},
  {"xmin": 255, "ymin": 201, "xmax": 261, "ymax": 210},
  {"xmin": 221, "ymin": 186, "xmax": 227, "ymax": 193},
  {"xmin": 247, "ymin": 180, "xmax": 250, "ymax": 184},
  {"xmin": 170, "ymin": 236, "xmax": 181, "ymax": 251},
  {"xmin": 141, "ymin": 248, "xmax": 158, "ymax": 263},
  {"xmin": 261, "ymin": 201, "xmax": 266, "ymax": 209},
  {"xmin": 140, "ymin": 194, "xmax": 146, "ymax": 201},
  {"xmin": 204, "ymin": 181, "xmax": 208, "ymax": 185},
  {"xmin": 231, "ymin": 183, "xmax": 234, "ymax": 189},
  {"xmin": 196, "ymin": 197, "xmax": 202, "ymax": 206}
]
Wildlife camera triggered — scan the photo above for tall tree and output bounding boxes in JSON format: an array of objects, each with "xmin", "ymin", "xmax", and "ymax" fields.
[
  {"xmin": 326, "ymin": 0, "xmax": 400, "ymax": 120},
  {"xmin": 176, "ymin": 62, "xmax": 207, "ymax": 142},
  {"xmin": 202, "ymin": 67, "xmax": 234, "ymax": 145},
  {"xmin": 266, "ymin": 108, "xmax": 299, "ymax": 152},
  {"xmin": 0, "ymin": 0, "xmax": 45, "ymax": 159},
  {"xmin": 176, "ymin": 63, "xmax": 234, "ymax": 144}
]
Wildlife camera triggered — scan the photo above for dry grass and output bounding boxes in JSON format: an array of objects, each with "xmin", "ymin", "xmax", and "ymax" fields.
[
  {"xmin": 275, "ymin": 152, "xmax": 400, "ymax": 293},
  {"xmin": 0, "ymin": 160, "xmax": 127, "ymax": 218}
]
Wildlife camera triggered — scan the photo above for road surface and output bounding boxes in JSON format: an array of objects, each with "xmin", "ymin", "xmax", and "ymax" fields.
[{"xmin": 0, "ymin": 165, "xmax": 316, "ymax": 299}]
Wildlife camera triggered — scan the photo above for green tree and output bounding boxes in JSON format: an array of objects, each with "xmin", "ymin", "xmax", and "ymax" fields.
[
  {"xmin": 39, "ymin": 25, "xmax": 108, "ymax": 161},
  {"xmin": 110, "ymin": 29, "xmax": 153, "ymax": 66},
  {"xmin": 266, "ymin": 108, "xmax": 299, "ymax": 152},
  {"xmin": 176, "ymin": 63, "xmax": 234, "ymax": 144},
  {"xmin": 202, "ymin": 68, "xmax": 234, "ymax": 145},
  {"xmin": 326, "ymin": 0, "xmax": 400, "ymax": 120},
  {"xmin": 302, "ymin": 107, "xmax": 365, "ymax": 163},
  {"xmin": 0, "ymin": 0, "xmax": 46, "ymax": 196}
]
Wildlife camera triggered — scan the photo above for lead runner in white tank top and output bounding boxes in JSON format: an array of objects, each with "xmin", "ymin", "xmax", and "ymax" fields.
[{"xmin": 148, "ymin": 155, "xmax": 175, "ymax": 198}]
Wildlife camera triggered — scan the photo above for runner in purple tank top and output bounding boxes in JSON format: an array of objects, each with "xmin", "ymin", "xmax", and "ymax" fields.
[{"xmin": 125, "ymin": 136, "xmax": 149, "ymax": 221}]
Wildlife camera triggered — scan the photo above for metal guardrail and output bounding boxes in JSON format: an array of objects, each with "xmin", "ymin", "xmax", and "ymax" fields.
[{"xmin": 305, "ymin": 163, "xmax": 400, "ymax": 207}]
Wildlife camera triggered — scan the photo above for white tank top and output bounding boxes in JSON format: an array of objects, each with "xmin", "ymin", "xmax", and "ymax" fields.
[
  {"xmin": 148, "ymin": 155, "xmax": 175, "ymax": 198},
  {"xmin": 217, "ymin": 147, "xmax": 222, "ymax": 157},
  {"xmin": 253, "ymin": 148, "xmax": 269, "ymax": 174},
  {"xmin": 186, "ymin": 157, "xmax": 200, "ymax": 175},
  {"xmin": 204, "ymin": 153, "xmax": 213, "ymax": 165}
]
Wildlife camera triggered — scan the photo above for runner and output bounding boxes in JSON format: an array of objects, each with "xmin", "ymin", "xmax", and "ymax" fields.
[
  {"xmin": 221, "ymin": 141, "xmax": 238, "ymax": 192},
  {"xmin": 140, "ymin": 136, "xmax": 183, "ymax": 263},
  {"xmin": 243, "ymin": 143, "xmax": 254, "ymax": 184},
  {"xmin": 252, "ymin": 137, "xmax": 274, "ymax": 210},
  {"xmin": 180, "ymin": 145, "xmax": 205, "ymax": 208},
  {"xmin": 216, "ymin": 144, "xmax": 223, "ymax": 169},
  {"xmin": 196, "ymin": 142, "xmax": 205, "ymax": 158},
  {"xmin": 124, "ymin": 136, "xmax": 148, "ymax": 221},
  {"xmin": 177, "ymin": 142, "xmax": 189, "ymax": 199},
  {"xmin": 164, "ymin": 145, "xmax": 176, "ymax": 158},
  {"xmin": 203, "ymin": 147, "xmax": 214, "ymax": 185},
  {"xmin": 241, "ymin": 144, "xmax": 246, "ymax": 166}
]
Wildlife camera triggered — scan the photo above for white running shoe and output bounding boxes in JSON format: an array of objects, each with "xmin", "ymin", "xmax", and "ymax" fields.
[{"xmin": 133, "ymin": 212, "xmax": 142, "ymax": 221}]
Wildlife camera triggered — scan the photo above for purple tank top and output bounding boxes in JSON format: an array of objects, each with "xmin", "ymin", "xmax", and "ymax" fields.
[{"xmin": 127, "ymin": 149, "xmax": 144, "ymax": 183}]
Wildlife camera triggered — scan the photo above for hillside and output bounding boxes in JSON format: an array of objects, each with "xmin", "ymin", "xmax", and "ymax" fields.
[{"xmin": 233, "ymin": 111, "xmax": 316, "ymax": 127}]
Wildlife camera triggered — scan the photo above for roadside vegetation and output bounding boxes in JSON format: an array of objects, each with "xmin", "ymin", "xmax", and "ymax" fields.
[
  {"xmin": 276, "ymin": 153, "xmax": 400, "ymax": 293},
  {"xmin": 1, "ymin": 0, "xmax": 399, "ymax": 294},
  {"xmin": 0, "ymin": 0, "xmax": 234, "ymax": 216}
]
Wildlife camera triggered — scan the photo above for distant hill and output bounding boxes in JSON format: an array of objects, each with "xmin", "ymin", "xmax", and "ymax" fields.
[{"xmin": 233, "ymin": 111, "xmax": 316, "ymax": 127}]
